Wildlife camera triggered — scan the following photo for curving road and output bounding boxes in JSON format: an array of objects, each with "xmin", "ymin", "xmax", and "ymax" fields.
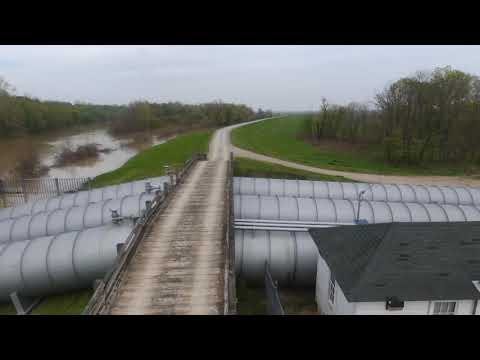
[{"xmin": 220, "ymin": 118, "xmax": 480, "ymax": 187}]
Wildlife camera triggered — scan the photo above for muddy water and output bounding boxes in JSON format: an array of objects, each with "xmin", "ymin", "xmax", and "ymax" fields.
[{"xmin": 0, "ymin": 126, "xmax": 171, "ymax": 179}]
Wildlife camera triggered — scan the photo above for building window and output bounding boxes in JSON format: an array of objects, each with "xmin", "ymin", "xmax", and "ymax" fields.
[
  {"xmin": 432, "ymin": 301, "xmax": 457, "ymax": 315},
  {"xmin": 328, "ymin": 272, "xmax": 335, "ymax": 305}
]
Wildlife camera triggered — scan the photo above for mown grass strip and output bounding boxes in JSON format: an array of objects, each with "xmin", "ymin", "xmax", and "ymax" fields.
[{"xmin": 234, "ymin": 157, "xmax": 355, "ymax": 182}]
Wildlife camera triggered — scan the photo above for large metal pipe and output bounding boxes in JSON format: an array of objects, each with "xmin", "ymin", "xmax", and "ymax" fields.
[
  {"xmin": 0, "ymin": 193, "xmax": 155, "ymax": 244},
  {"xmin": 235, "ymin": 229, "xmax": 318, "ymax": 287},
  {"xmin": 0, "ymin": 176, "xmax": 169, "ymax": 221},
  {"xmin": 233, "ymin": 177, "xmax": 480, "ymax": 206},
  {"xmin": 234, "ymin": 194, "xmax": 480, "ymax": 223},
  {"xmin": 0, "ymin": 224, "xmax": 133, "ymax": 302}
]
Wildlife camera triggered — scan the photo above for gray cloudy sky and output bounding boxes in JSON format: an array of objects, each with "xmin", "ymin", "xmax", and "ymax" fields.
[{"xmin": 1, "ymin": 45, "xmax": 480, "ymax": 111}]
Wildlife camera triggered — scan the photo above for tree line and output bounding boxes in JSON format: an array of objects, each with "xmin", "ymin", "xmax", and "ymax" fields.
[
  {"xmin": 304, "ymin": 66, "xmax": 480, "ymax": 165},
  {"xmin": 110, "ymin": 101, "xmax": 271, "ymax": 134},
  {"xmin": 0, "ymin": 77, "xmax": 272, "ymax": 136},
  {"xmin": 0, "ymin": 78, "xmax": 124, "ymax": 135}
]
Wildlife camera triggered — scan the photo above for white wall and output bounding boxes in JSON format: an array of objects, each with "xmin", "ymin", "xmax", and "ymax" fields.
[
  {"xmin": 316, "ymin": 254, "xmax": 479, "ymax": 315},
  {"xmin": 354, "ymin": 299, "xmax": 476, "ymax": 315},
  {"xmin": 315, "ymin": 256, "xmax": 355, "ymax": 315}
]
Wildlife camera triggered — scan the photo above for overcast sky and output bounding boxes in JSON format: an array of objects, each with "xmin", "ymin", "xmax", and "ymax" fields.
[{"xmin": 1, "ymin": 45, "xmax": 480, "ymax": 111}]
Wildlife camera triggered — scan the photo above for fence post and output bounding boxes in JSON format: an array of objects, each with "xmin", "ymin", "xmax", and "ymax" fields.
[
  {"xmin": 54, "ymin": 178, "xmax": 61, "ymax": 196},
  {"xmin": 0, "ymin": 179, "xmax": 6, "ymax": 208},
  {"xmin": 21, "ymin": 179, "xmax": 28, "ymax": 203}
]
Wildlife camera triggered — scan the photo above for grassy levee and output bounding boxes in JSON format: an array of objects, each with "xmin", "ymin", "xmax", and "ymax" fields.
[
  {"xmin": 0, "ymin": 130, "xmax": 213, "ymax": 315},
  {"xmin": 234, "ymin": 157, "xmax": 355, "ymax": 182},
  {"xmin": 232, "ymin": 115, "xmax": 474, "ymax": 176},
  {"xmin": 91, "ymin": 130, "xmax": 213, "ymax": 187}
]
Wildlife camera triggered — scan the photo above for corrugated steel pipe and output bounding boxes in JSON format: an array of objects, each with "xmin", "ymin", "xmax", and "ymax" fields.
[
  {"xmin": 0, "ymin": 176, "xmax": 169, "ymax": 221},
  {"xmin": 0, "ymin": 224, "xmax": 133, "ymax": 302},
  {"xmin": 235, "ymin": 229, "xmax": 318, "ymax": 287},
  {"xmin": 233, "ymin": 177, "xmax": 480, "ymax": 206},
  {"xmin": 0, "ymin": 193, "xmax": 155, "ymax": 244},
  {"xmin": 234, "ymin": 194, "xmax": 480, "ymax": 223}
]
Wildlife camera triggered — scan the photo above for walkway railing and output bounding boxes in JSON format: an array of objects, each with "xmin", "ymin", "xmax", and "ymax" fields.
[
  {"xmin": 223, "ymin": 152, "xmax": 237, "ymax": 314},
  {"xmin": 83, "ymin": 153, "xmax": 206, "ymax": 315}
]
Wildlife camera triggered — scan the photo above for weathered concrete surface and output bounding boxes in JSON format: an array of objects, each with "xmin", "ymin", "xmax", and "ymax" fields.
[{"xmin": 108, "ymin": 128, "xmax": 229, "ymax": 315}]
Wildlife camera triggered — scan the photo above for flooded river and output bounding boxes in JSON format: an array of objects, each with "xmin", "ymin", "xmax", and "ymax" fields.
[{"xmin": 0, "ymin": 126, "xmax": 170, "ymax": 179}]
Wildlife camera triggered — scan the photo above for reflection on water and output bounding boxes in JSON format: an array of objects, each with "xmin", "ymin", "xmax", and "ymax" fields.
[{"xmin": 0, "ymin": 126, "xmax": 170, "ymax": 179}]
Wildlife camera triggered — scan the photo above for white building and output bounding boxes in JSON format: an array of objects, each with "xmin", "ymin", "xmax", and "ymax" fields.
[{"xmin": 310, "ymin": 222, "xmax": 480, "ymax": 315}]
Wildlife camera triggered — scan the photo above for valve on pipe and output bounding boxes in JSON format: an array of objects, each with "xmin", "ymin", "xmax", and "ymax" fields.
[{"xmin": 110, "ymin": 208, "xmax": 123, "ymax": 224}]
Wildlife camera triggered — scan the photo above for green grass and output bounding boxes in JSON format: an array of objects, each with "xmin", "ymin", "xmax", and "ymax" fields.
[
  {"xmin": 236, "ymin": 280, "xmax": 267, "ymax": 315},
  {"xmin": 0, "ymin": 303, "xmax": 16, "ymax": 315},
  {"xmin": 31, "ymin": 289, "xmax": 94, "ymax": 315},
  {"xmin": 236, "ymin": 280, "xmax": 318, "ymax": 315},
  {"xmin": 232, "ymin": 116, "xmax": 475, "ymax": 176},
  {"xmin": 91, "ymin": 130, "xmax": 213, "ymax": 187},
  {"xmin": 234, "ymin": 157, "xmax": 355, "ymax": 182},
  {"xmin": 279, "ymin": 288, "xmax": 317, "ymax": 315}
]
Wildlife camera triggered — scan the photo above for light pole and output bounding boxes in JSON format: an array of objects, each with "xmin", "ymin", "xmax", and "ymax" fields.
[{"xmin": 356, "ymin": 190, "xmax": 366, "ymax": 224}]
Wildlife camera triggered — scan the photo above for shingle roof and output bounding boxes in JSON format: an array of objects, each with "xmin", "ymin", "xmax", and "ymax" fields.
[{"xmin": 309, "ymin": 222, "xmax": 480, "ymax": 302}]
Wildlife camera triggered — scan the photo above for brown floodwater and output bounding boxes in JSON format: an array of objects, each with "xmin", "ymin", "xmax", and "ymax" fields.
[{"xmin": 0, "ymin": 126, "xmax": 171, "ymax": 179}]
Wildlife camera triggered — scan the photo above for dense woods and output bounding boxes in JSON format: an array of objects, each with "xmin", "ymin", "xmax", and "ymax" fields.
[
  {"xmin": 305, "ymin": 66, "xmax": 480, "ymax": 166},
  {"xmin": 0, "ymin": 76, "xmax": 271, "ymax": 137}
]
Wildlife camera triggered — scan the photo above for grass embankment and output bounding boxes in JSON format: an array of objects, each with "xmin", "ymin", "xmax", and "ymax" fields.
[
  {"xmin": 91, "ymin": 130, "xmax": 213, "ymax": 187},
  {"xmin": 0, "ymin": 130, "xmax": 213, "ymax": 315},
  {"xmin": 234, "ymin": 157, "xmax": 354, "ymax": 182},
  {"xmin": 232, "ymin": 116, "xmax": 473, "ymax": 176}
]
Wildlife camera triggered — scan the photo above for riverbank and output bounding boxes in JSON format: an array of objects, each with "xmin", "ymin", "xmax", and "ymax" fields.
[{"xmin": 91, "ymin": 130, "xmax": 213, "ymax": 187}]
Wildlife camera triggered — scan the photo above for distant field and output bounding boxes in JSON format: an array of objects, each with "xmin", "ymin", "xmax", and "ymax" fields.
[
  {"xmin": 232, "ymin": 116, "xmax": 474, "ymax": 176},
  {"xmin": 234, "ymin": 157, "xmax": 354, "ymax": 182}
]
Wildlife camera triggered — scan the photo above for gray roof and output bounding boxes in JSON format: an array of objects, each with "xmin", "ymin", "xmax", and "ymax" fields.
[{"xmin": 309, "ymin": 222, "xmax": 480, "ymax": 302}]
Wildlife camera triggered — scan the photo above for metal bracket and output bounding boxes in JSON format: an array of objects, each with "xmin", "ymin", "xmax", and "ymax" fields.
[
  {"xmin": 116, "ymin": 243, "xmax": 125, "ymax": 255},
  {"xmin": 10, "ymin": 292, "xmax": 42, "ymax": 315}
]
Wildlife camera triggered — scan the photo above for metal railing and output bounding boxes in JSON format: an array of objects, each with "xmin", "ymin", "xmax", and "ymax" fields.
[
  {"xmin": 0, "ymin": 176, "xmax": 90, "ymax": 207},
  {"xmin": 82, "ymin": 153, "xmax": 205, "ymax": 315},
  {"xmin": 223, "ymin": 151, "xmax": 237, "ymax": 314},
  {"xmin": 265, "ymin": 261, "xmax": 285, "ymax": 315}
]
